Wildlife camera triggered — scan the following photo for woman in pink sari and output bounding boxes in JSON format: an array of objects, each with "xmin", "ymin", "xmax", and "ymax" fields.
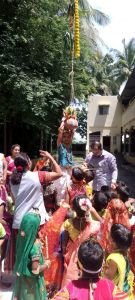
[
  {"xmin": 61, "ymin": 195, "xmax": 101, "ymax": 287},
  {"xmin": 51, "ymin": 239, "xmax": 123, "ymax": 300},
  {"xmin": 6, "ymin": 144, "xmax": 20, "ymax": 192}
]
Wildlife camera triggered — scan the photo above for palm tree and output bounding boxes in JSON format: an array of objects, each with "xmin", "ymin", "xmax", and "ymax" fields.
[
  {"xmin": 111, "ymin": 38, "xmax": 135, "ymax": 85},
  {"xmin": 79, "ymin": 0, "xmax": 110, "ymax": 47}
]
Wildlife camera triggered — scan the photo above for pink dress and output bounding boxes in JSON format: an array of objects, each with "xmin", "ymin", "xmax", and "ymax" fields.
[
  {"xmin": 6, "ymin": 156, "xmax": 15, "ymax": 192},
  {"xmin": 52, "ymin": 278, "xmax": 119, "ymax": 299},
  {"xmin": 61, "ymin": 221, "xmax": 100, "ymax": 287}
]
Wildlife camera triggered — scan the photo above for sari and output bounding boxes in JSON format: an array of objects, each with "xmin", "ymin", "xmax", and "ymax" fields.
[
  {"xmin": 62, "ymin": 220, "xmax": 100, "ymax": 287},
  {"xmin": 106, "ymin": 253, "xmax": 134, "ymax": 300},
  {"xmin": 12, "ymin": 212, "xmax": 46, "ymax": 300},
  {"xmin": 51, "ymin": 278, "xmax": 126, "ymax": 300},
  {"xmin": 39, "ymin": 205, "xmax": 69, "ymax": 297},
  {"xmin": 33, "ymin": 158, "xmax": 49, "ymax": 171},
  {"xmin": 100, "ymin": 199, "xmax": 130, "ymax": 252}
]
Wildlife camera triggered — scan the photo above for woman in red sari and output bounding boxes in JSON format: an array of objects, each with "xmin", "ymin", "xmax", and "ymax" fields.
[{"xmin": 51, "ymin": 239, "xmax": 124, "ymax": 300}]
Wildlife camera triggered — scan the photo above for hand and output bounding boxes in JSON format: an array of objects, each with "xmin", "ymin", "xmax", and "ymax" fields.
[
  {"xmin": 111, "ymin": 183, "xmax": 116, "ymax": 190},
  {"xmin": 45, "ymin": 259, "xmax": 51, "ymax": 269},
  {"xmin": 39, "ymin": 150, "xmax": 52, "ymax": 160}
]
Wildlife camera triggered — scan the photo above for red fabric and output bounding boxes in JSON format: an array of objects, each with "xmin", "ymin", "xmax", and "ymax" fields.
[
  {"xmin": 100, "ymin": 199, "xmax": 130, "ymax": 252},
  {"xmin": 38, "ymin": 171, "xmax": 51, "ymax": 184},
  {"xmin": 39, "ymin": 206, "xmax": 68, "ymax": 293}
]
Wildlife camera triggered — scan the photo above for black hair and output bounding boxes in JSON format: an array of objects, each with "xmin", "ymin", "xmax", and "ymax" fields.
[
  {"xmin": 11, "ymin": 144, "xmax": 20, "ymax": 153},
  {"xmin": 116, "ymin": 182, "xmax": 129, "ymax": 203},
  {"xmin": 11, "ymin": 152, "xmax": 30, "ymax": 185},
  {"xmin": 72, "ymin": 194, "xmax": 88, "ymax": 217},
  {"xmin": 84, "ymin": 169, "xmax": 94, "ymax": 183},
  {"xmin": 91, "ymin": 141, "xmax": 102, "ymax": 150},
  {"xmin": 78, "ymin": 239, "xmax": 103, "ymax": 274},
  {"xmin": 101, "ymin": 185, "xmax": 118, "ymax": 202},
  {"xmin": 72, "ymin": 167, "xmax": 84, "ymax": 182},
  {"xmin": 111, "ymin": 224, "xmax": 132, "ymax": 251},
  {"xmin": 93, "ymin": 192, "xmax": 109, "ymax": 212}
]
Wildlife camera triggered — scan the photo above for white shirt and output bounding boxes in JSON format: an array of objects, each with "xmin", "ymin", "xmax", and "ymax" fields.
[{"xmin": 11, "ymin": 171, "xmax": 49, "ymax": 229}]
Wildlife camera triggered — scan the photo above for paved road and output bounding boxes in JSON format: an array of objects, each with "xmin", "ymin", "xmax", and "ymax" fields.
[{"xmin": 116, "ymin": 154, "xmax": 135, "ymax": 197}]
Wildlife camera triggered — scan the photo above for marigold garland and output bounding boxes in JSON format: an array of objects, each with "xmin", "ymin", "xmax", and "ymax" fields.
[{"xmin": 74, "ymin": 0, "xmax": 80, "ymax": 58}]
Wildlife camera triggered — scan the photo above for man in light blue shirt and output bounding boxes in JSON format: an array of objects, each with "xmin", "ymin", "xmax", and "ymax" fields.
[{"xmin": 85, "ymin": 141, "xmax": 118, "ymax": 191}]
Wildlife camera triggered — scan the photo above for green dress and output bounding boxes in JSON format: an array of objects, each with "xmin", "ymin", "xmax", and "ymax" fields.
[
  {"xmin": 12, "ymin": 242, "xmax": 46, "ymax": 300},
  {"xmin": 12, "ymin": 212, "xmax": 46, "ymax": 300}
]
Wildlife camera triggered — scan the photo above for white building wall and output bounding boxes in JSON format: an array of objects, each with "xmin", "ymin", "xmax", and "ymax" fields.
[{"xmin": 87, "ymin": 95, "xmax": 122, "ymax": 153}]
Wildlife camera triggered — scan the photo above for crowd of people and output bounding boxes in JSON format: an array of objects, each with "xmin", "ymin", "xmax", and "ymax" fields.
[{"xmin": 0, "ymin": 122, "xmax": 135, "ymax": 299}]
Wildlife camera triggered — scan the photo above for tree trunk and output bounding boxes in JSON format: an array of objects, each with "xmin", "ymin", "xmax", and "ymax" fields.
[{"xmin": 40, "ymin": 129, "xmax": 44, "ymax": 150}]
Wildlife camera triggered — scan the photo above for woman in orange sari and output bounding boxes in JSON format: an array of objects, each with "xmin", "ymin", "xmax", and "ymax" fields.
[
  {"xmin": 61, "ymin": 194, "xmax": 101, "ymax": 287},
  {"xmin": 100, "ymin": 198, "xmax": 130, "ymax": 253}
]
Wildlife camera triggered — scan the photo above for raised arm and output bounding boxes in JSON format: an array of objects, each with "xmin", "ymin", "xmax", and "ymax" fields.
[
  {"xmin": 57, "ymin": 123, "xmax": 65, "ymax": 147},
  {"xmin": 3, "ymin": 157, "xmax": 7, "ymax": 182},
  {"xmin": 39, "ymin": 150, "xmax": 63, "ymax": 182}
]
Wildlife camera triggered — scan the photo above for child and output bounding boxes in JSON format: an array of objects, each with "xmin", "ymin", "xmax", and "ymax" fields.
[
  {"xmin": 52, "ymin": 239, "xmax": 123, "ymax": 300},
  {"xmin": 61, "ymin": 195, "xmax": 101, "ymax": 287},
  {"xmin": 42, "ymin": 166, "xmax": 58, "ymax": 215},
  {"xmin": 84, "ymin": 169, "xmax": 94, "ymax": 199},
  {"xmin": 93, "ymin": 191, "xmax": 110, "ymax": 217},
  {"xmin": 104, "ymin": 224, "xmax": 134, "ymax": 299},
  {"xmin": 12, "ymin": 211, "xmax": 50, "ymax": 300},
  {"xmin": 67, "ymin": 167, "xmax": 86, "ymax": 206},
  {"xmin": 0, "ymin": 197, "xmax": 12, "ymax": 262}
]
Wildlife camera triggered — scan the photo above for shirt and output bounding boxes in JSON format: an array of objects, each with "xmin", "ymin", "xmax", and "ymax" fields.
[
  {"xmin": 58, "ymin": 144, "xmax": 73, "ymax": 167},
  {"xmin": 85, "ymin": 150, "xmax": 118, "ymax": 191}
]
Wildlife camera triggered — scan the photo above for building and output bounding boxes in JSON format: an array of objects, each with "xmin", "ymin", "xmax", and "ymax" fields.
[
  {"xmin": 119, "ymin": 68, "xmax": 135, "ymax": 163},
  {"xmin": 86, "ymin": 95, "xmax": 122, "ymax": 153},
  {"xmin": 87, "ymin": 68, "xmax": 135, "ymax": 161}
]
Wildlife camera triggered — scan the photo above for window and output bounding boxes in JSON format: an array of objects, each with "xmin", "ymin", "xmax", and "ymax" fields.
[{"xmin": 99, "ymin": 105, "xmax": 109, "ymax": 115}]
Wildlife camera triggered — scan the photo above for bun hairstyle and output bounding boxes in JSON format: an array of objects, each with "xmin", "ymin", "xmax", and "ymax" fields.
[
  {"xmin": 116, "ymin": 181, "xmax": 129, "ymax": 203},
  {"xmin": 72, "ymin": 167, "xmax": 84, "ymax": 182},
  {"xmin": 111, "ymin": 223, "xmax": 132, "ymax": 251},
  {"xmin": 11, "ymin": 152, "xmax": 30, "ymax": 185},
  {"xmin": 93, "ymin": 191, "xmax": 109, "ymax": 212},
  {"xmin": 73, "ymin": 195, "xmax": 92, "ymax": 221}
]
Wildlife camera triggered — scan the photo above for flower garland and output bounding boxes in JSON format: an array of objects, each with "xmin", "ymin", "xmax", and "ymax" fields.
[{"xmin": 74, "ymin": 0, "xmax": 80, "ymax": 58}]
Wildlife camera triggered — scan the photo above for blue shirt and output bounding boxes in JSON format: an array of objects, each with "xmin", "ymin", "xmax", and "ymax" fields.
[
  {"xmin": 85, "ymin": 150, "xmax": 118, "ymax": 191},
  {"xmin": 58, "ymin": 144, "xmax": 73, "ymax": 167}
]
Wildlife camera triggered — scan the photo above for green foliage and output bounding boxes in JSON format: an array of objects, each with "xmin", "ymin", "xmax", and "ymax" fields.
[{"xmin": 0, "ymin": 0, "xmax": 119, "ymax": 152}]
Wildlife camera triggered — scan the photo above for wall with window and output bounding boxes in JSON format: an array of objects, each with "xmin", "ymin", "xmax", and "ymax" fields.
[{"xmin": 86, "ymin": 95, "xmax": 122, "ymax": 153}]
